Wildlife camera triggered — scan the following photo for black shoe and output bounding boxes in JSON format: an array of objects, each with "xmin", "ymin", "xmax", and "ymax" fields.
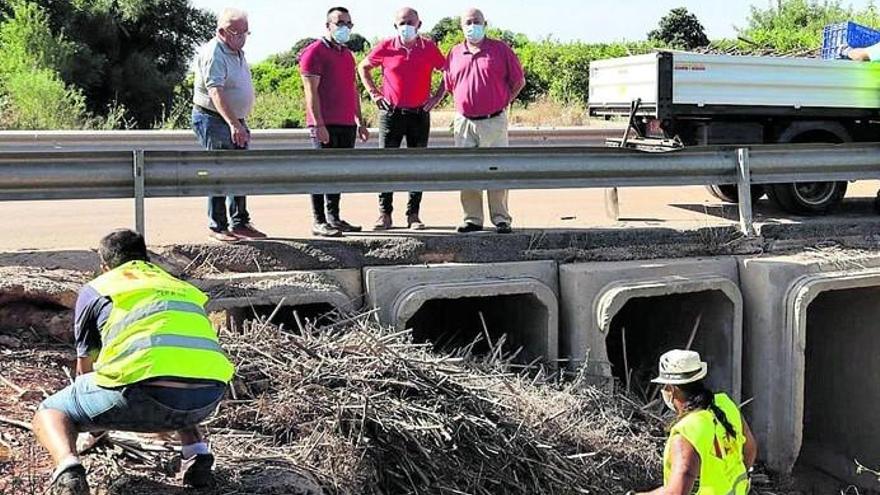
[
  {"xmin": 49, "ymin": 464, "xmax": 89, "ymax": 495},
  {"xmin": 180, "ymin": 453, "xmax": 215, "ymax": 488},
  {"xmin": 495, "ymin": 222, "xmax": 512, "ymax": 234},
  {"xmin": 456, "ymin": 222, "xmax": 484, "ymax": 233},
  {"xmin": 312, "ymin": 223, "xmax": 343, "ymax": 237},
  {"xmin": 328, "ymin": 219, "xmax": 363, "ymax": 232}
]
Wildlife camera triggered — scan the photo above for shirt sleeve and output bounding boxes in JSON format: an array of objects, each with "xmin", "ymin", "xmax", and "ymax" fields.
[
  {"xmin": 366, "ymin": 40, "xmax": 385, "ymax": 66},
  {"xmin": 429, "ymin": 41, "xmax": 447, "ymax": 71},
  {"xmin": 202, "ymin": 47, "xmax": 228, "ymax": 89},
  {"xmin": 73, "ymin": 285, "xmax": 110, "ymax": 359},
  {"xmin": 443, "ymin": 50, "xmax": 455, "ymax": 92},
  {"xmin": 299, "ymin": 43, "xmax": 322, "ymax": 77},
  {"xmin": 504, "ymin": 44, "xmax": 525, "ymax": 85},
  {"xmin": 865, "ymin": 42, "xmax": 880, "ymax": 61}
]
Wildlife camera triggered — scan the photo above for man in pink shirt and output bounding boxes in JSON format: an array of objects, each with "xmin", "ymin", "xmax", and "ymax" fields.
[
  {"xmin": 358, "ymin": 7, "xmax": 446, "ymax": 231},
  {"xmin": 299, "ymin": 6, "xmax": 370, "ymax": 238},
  {"xmin": 444, "ymin": 8, "xmax": 526, "ymax": 234}
]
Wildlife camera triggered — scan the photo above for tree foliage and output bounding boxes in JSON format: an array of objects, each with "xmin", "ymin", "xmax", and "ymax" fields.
[
  {"xmin": 648, "ymin": 7, "xmax": 709, "ymax": 50},
  {"xmin": 738, "ymin": 0, "xmax": 880, "ymax": 51},
  {"xmin": 0, "ymin": 0, "xmax": 215, "ymax": 128}
]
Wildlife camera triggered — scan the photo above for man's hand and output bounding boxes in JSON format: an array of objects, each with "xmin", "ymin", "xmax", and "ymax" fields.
[
  {"xmin": 230, "ymin": 120, "xmax": 250, "ymax": 147},
  {"xmin": 315, "ymin": 125, "xmax": 330, "ymax": 144},
  {"xmin": 358, "ymin": 124, "xmax": 370, "ymax": 143},
  {"xmin": 76, "ymin": 431, "xmax": 106, "ymax": 454},
  {"xmin": 422, "ymin": 94, "xmax": 443, "ymax": 113},
  {"xmin": 372, "ymin": 94, "xmax": 392, "ymax": 112}
]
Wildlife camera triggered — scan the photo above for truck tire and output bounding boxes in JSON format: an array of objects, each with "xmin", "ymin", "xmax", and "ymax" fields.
[
  {"xmin": 706, "ymin": 185, "xmax": 766, "ymax": 204},
  {"xmin": 766, "ymin": 181, "xmax": 847, "ymax": 215}
]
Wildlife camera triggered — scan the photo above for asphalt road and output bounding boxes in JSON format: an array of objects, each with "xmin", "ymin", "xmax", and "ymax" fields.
[{"xmin": 2, "ymin": 182, "xmax": 879, "ymax": 251}]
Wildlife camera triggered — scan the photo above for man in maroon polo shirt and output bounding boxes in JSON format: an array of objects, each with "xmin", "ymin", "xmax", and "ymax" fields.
[
  {"xmin": 445, "ymin": 8, "xmax": 525, "ymax": 234},
  {"xmin": 299, "ymin": 6, "xmax": 370, "ymax": 238},
  {"xmin": 358, "ymin": 7, "xmax": 447, "ymax": 231}
]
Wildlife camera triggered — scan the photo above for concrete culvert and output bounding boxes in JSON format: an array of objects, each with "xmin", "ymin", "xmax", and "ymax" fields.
[
  {"xmin": 404, "ymin": 293, "xmax": 550, "ymax": 363},
  {"xmin": 797, "ymin": 286, "xmax": 880, "ymax": 488},
  {"xmin": 604, "ymin": 290, "xmax": 737, "ymax": 396},
  {"xmin": 0, "ymin": 299, "xmax": 72, "ymax": 344}
]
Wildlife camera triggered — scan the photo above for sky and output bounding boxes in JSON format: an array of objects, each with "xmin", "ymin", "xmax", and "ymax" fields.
[{"xmin": 191, "ymin": 0, "xmax": 880, "ymax": 62}]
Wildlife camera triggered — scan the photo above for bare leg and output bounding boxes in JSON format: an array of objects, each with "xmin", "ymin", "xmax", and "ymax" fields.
[{"xmin": 32, "ymin": 409, "xmax": 78, "ymax": 465}]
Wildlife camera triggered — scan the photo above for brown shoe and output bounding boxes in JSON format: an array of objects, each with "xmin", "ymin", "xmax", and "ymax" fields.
[
  {"xmin": 231, "ymin": 223, "xmax": 267, "ymax": 240},
  {"xmin": 373, "ymin": 213, "xmax": 392, "ymax": 231},
  {"xmin": 407, "ymin": 213, "xmax": 426, "ymax": 230},
  {"xmin": 209, "ymin": 230, "xmax": 238, "ymax": 242}
]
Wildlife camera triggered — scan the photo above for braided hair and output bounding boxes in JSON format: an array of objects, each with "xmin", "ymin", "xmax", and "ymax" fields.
[{"xmin": 676, "ymin": 380, "xmax": 737, "ymax": 439}]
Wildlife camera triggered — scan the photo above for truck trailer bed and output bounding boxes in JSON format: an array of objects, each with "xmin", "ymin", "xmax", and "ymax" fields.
[{"xmin": 589, "ymin": 51, "xmax": 880, "ymax": 119}]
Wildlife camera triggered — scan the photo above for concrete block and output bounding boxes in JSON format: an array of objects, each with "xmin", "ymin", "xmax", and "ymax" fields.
[
  {"xmin": 364, "ymin": 261, "xmax": 559, "ymax": 364},
  {"xmin": 559, "ymin": 257, "xmax": 742, "ymax": 399},
  {"xmin": 739, "ymin": 253, "xmax": 880, "ymax": 480},
  {"xmin": 195, "ymin": 269, "xmax": 362, "ymax": 326}
]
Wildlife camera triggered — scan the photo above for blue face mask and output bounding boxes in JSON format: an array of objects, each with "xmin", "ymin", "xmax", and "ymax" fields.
[
  {"xmin": 332, "ymin": 25, "xmax": 351, "ymax": 44},
  {"xmin": 398, "ymin": 24, "xmax": 418, "ymax": 42},
  {"xmin": 464, "ymin": 23, "xmax": 485, "ymax": 43}
]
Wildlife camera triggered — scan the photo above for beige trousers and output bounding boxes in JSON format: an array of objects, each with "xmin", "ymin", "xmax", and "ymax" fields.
[{"xmin": 453, "ymin": 112, "xmax": 512, "ymax": 226}]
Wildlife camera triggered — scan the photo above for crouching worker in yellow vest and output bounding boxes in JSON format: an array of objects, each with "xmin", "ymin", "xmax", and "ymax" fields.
[
  {"xmin": 629, "ymin": 350, "xmax": 758, "ymax": 495},
  {"xmin": 32, "ymin": 229, "xmax": 235, "ymax": 495}
]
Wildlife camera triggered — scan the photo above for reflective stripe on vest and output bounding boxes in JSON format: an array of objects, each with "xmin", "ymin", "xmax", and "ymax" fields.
[
  {"xmin": 103, "ymin": 300, "xmax": 207, "ymax": 343},
  {"xmin": 663, "ymin": 393, "xmax": 748, "ymax": 495},
  {"xmin": 95, "ymin": 334, "xmax": 225, "ymax": 370}
]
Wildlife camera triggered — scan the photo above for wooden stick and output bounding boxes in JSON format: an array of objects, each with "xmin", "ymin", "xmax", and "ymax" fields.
[
  {"xmin": 259, "ymin": 296, "xmax": 287, "ymax": 332},
  {"xmin": 0, "ymin": 374, "xmax": 26, "ymax": 395},
  {"xmin": 0, "ymin": 416, "xmax": 32, "ymax": 431},
  {"xmin": 621, "ymin": 326, "xmax": 631, "ymax": 395}
]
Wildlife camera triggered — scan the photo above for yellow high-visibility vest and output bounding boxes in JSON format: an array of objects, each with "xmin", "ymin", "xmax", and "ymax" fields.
[
  {"xmin": 88, "ymin": 260, "xmax": 234, "ymax": 388},
  {"xmin": 663, "ymin": 393, "xmax": 749, "ymax": 495}
]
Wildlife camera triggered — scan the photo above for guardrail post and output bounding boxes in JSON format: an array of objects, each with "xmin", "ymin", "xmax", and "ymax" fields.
[
  {"xmin": 736, "ymin": 148, "xmax": 757, "ymax": 237},
  {"xmin": 133, "ymin": 150, "xmax": 145, "ymax": 236}
]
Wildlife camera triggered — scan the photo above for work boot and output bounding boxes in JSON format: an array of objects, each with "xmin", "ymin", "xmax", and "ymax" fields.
[
  {"xmin": 312, "ymin": 223, "xmax": 343, "ymax": 238},
  {"xmin": 49, "ymin": 464, "xmax": 89, "ymax": 495},
  {"xmin": 180, "ymin": 453, "xmax": 215, "ymax": 489},
  {"xmin": 231, "ymin": 223, "xmax": 268, "ymax": 240},
  {"xmin": 328, "ymin": 219, "xmax": 362, "ymax": 233},
  {"xmin": 208, "ymin": 230, "xmax": 238, "ymax": 242},
  {"xmin": 373, "ymin": 212, "xmax": 393, "ymax": 231},
  {"xmin": 407, "ymin": 213, "xmax": 426, "ymax": 230}
]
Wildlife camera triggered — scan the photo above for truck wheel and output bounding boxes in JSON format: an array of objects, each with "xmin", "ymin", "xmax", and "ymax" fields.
[
  {"xmin": 706, "ymin": 185, "xmax": 766, "ymax": 204},
  {"xmin": 766, "ymin": 182, "xmax": 847, "ymax": 215}
]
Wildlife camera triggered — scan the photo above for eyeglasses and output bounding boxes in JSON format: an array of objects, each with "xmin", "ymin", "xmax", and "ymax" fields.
[
  {"xmin": 225, "ymin": 28, "xmax": 251, "ymax": 37},
  {"xmin": 331, "ymin": 20, "xmax": 354, "ymax": 28}
]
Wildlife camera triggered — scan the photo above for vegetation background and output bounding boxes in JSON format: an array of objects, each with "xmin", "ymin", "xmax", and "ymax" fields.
[{"xmin": 1, "ymin": 0, "xmax": 879, "ymax": 130}]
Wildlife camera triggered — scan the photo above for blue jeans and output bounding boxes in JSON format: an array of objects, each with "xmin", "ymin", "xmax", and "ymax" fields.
[
  {"xmin": 192, "ymin": 109, "xmax": 251, "ymax": 232},
  {"xmin": 40, "ymin": 372, "xmax": 225, "ymax": 433}
]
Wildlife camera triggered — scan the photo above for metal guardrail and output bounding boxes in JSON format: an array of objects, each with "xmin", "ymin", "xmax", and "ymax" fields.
[
  {"xmin": 0, "ymin": 127, "xmax": 622, "ymax": 151},
  {"xmin": 1, "ymin": 141, "xmax": 879, "ymax": 238}
]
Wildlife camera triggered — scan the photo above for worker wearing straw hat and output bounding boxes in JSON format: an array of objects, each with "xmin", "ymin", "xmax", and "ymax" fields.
[{"xmin": 628, "ymin": 350, "xmax": 758, "ymax": 495}]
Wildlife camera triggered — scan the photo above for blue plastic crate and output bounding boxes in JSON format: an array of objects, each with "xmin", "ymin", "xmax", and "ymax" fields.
[{"xmin": 822, "ymin": 21, "xmax": 880, "ymax": 59}]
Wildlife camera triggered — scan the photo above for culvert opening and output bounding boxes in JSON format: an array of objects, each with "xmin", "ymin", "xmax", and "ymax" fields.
[
  {"xmin": 404, "ymin": 294, "xmax": 549, "ymax": 363},
  {"xmin": 0, "ymin": 298, "xmax": 72, "ymax": 343},
  {"xmin": 226, "ymin": 302, "xmax": 338, "ymax": 331},
  {"xmin": 797, "ymin": 286, "xmax": 880, "ymax": 487},
  {"xmin": 605, "ymin": 290, "xmax": 735, "ymax": 397}
]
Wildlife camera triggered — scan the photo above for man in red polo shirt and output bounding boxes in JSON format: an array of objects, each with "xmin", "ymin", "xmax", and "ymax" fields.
[
  {"xmin": 358, "ymin": 7, "xmax": 446, "ymax": 231},
  {"xmin": 299, "ymin": 6, "xmax": 370, "ymax": 238},
  {"xmin": 445, "ymin": 8, "xmax": 525, "ymax": 234}
]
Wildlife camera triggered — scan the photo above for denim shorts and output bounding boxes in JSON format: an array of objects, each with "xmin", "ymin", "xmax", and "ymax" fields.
[{"xmin": 40, "ymin": 372, "xmax": 225, "ymax": 433}]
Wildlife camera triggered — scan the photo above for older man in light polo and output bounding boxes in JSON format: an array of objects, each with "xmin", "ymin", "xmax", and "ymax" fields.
[
  {"xmin": 444, "ymin": 8, "xmax": 526, "ymax": 234},
  {"xmin": 192, "ymin": 8, "xmax": 266, "ymax": 242}
]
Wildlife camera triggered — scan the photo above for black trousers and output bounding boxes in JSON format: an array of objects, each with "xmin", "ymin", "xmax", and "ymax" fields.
[
  {"xmin": 310, "ymin": 125, "xmax": 356, "ymax": 224},
  {"xmin": 378, "ymin": 110, "xmax": 430, "ymax": 215}
]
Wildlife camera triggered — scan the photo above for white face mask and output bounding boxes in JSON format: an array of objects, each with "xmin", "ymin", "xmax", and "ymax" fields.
[
  {"xmin": 398, "ymin": 24, "xmax": 418, "ymax": 42},
  {"xmin": 332, "ymin": 25, "xmax": 351, "ymax": 44},
  {"xmin": 661, "ymin": 388, "xmax": 676, "ymax": 412}
]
